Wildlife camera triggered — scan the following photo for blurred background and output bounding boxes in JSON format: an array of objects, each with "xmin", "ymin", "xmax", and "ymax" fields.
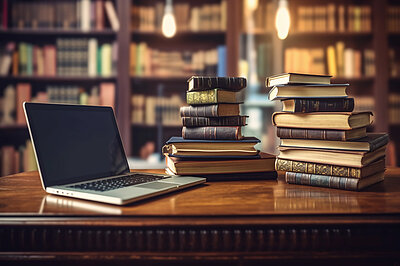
[{"xmin": 0, "ymin": 0, "xmax": 397, "ymax": 175}]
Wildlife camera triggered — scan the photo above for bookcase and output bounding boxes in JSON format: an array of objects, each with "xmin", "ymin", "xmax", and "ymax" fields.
[{"xmin": 1, "ymin": 0, "xmax": 399, "ymax": 176}]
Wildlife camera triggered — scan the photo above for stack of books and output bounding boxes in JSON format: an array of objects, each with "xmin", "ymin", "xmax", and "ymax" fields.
[
  {"xmin": 163, "ymin": 76, "xmax": 276, "ymax": 180},
  {"xmin": 267, "ymin": 73, "xmax": 388, "ymax": 191}
]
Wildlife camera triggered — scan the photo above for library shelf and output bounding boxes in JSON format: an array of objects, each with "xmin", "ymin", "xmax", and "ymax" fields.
[
  {"xmin": 0, "ymin": 125, "xmax": 28, "ymax": 130},
  {"xmin": 0, "ymin": 29, "xmax": 116, "ymax": 37},
  {"xmin": 131, "ymin": 30, "xmax": 225, "ymax": 38},
  {"xmin": 287, "ymin": 32, "xmax": 373, "ymax": 38},
  {"xmin": 0, "ymin": 76, "xmax": 117, "ymax": 83}
]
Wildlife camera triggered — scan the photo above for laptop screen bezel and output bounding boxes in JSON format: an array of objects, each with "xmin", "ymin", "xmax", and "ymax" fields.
[{"xmin": 24, "ymin": 102, "xmax": 130, "ymax": 189}]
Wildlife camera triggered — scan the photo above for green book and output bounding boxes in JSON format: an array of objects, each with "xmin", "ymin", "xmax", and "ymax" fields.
[
  {"xmin": 26, "ymin": 44, "xmax": 33, "ymax": 76},
  {"xmin": 96, "ymin": 46, "xmax": 102, "ymax": 75},
  {"xmin": 18, "ymin": 43, "xmax": 27, "ymax": 75},
  {"xmin": 186, "ymin": 89, "xmax": 238, "ymax": 105}
]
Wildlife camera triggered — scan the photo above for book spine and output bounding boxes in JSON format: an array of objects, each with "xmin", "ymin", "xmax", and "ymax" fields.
[
  {"xmin": 291, "ymin": 98, "xmax": 354, "ymax": 113},
  {"xmin": 182, "ymin": 126, "xmax": 241, "ymax": 140},
  {"xmin": 180, "ymin": 105, "xmax": 219, "ymax": 117},
  {"xmin": 276, "ymin": 127, "xmax": 347, "ymax": 141},
  {"xmin": 182, "ymin": 116, "xmax": 246, "ymax": 127},
  {"xmin": 285, "ymin": 172, "xmax": 359, "ymax": 191},
  {"xmin": 190, "ymin": 77, "xmax": 246, "ymax": 91},
  {"xmin": 186, "ymin": 89, "xmax": 218, "ymax": 105},
  {"xmin": 275, "ymin": 158, "xmax": 361, "ymax": 178}
]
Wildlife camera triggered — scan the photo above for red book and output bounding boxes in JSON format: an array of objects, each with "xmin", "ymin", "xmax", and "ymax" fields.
[
  {"xmin": 100, "ymin": 82, "xmax": 115, "ymax": 110},
  {"xmin": 96, "ymin": 0, "xmax": 104, "ymax": 30},
  {"xmin": 43, "ymin": 45, "xmax": 56, "ymax": 76},
  {"xmin": 16, "ymin": 83, "xmax": 31, "ymax": 125},
  {"xmin": 2, "ymin": 0, "xmax": 8, "ymax": 29}
]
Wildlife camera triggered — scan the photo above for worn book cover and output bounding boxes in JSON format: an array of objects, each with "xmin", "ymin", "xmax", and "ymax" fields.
[
  {"xmin": 186, "ymin": 89, "xmax": 238, "ymax": 105},
  {"xmin": 180, "ymin": 104, "xmax": 240, "ymax": 117},
  {"xmin": 188, "ymin": 76, "xmax": 246, "ymax": 91},
  {"xmin": 277, "ymin": 127, "xmax": 366, "ymax": 141},
  {"xmin": 265, "ymin": 73, "xmax": 331, "ymax": 87},
  {"xmin": 182, "ymin": 126, "xmax": 243, "ymax": 140},
  {"xmin": 282, "ymin": 98, "xmax": 354, "ymax": 113},
  {"xmin": 182, "ymin": 116, "xmax": 247, "ymax": 127}
]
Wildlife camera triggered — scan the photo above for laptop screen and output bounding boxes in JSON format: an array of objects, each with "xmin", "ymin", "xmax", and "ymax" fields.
[{"xmin": 24, "ymin": 103, "xmax": 129, "ymax": 187}]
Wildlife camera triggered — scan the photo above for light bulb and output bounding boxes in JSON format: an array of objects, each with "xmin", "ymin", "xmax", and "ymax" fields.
[
  {"xmin": 162, "ymin": 1, "xmax": 176, "ymax": 38},
  {"xmin": 275, "ymin": 0, "xmax": 290, "ymax": 40}
]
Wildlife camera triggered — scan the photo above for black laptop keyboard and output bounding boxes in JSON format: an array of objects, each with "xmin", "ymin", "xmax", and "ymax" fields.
[{"xmin": 68, "ymin": 173, "xmax": 168, "ymax": 192}]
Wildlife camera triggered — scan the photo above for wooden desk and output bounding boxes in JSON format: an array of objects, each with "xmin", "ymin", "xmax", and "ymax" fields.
[{"xmin": 0, "ymin": 169, "xmax": 400, "ymax": 265}]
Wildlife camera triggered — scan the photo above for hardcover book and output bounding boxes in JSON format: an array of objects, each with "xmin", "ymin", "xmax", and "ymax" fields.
[
  {"xmin": 265, "ymin": 73, "xmax": 331, "ymax": 87},
  {"xmin": 188, "ymin": 76, "xmax": 247, "ymax": 91},
  {"xmin": 166, "ymin": 152, "xmax": 275, "ymax": 175},
  {"xmin": 268, "ymin": 84, "xmax": 349, "ymax": 101},
  {"xmin": 275, "ymin": 158, "xmax": 385, "ymax": 178},
  {"xmin": 278, "ymin": 145, "xmax": 386, "ymax": 168},
  {"xmin": 282, "ymin": 98, "xmax": 354, "ymax": 113},
  {"xmin": 276, "ymin": 127, "xmax": 367, "ymax": 141},
  {"xmin": 280, "ymin": 133, "xmax": 389, "ymax": 152},
  {"xmin": 285, "ymin": 171, "xmax": 385, "ymax": 191},
  {"xmin": 182, "ymin": 116, "xmax": 247, "ymax": 127},
  {"xmin": 182, "ymin": 126, "xmax": 243, "ymax": 140},
  {"xmin": 180, "ymin": 104, "xmax": 240, "ymax": 117},
  {"xmin": 186, "ymin": 89, "xmax": 238, "ymax": 105},
  {"xmin": 272, "ymin": 112, "xmax": 372, "ymax": 130}
]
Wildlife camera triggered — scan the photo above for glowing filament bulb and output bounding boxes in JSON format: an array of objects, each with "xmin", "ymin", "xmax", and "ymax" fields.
[
  {"xmin": 162, "ymin": 0, "xmax": 176, "ymax": 38},
  {"xmin": 275, "ymin": 0, "xmax": 290, "ymax": 40}
]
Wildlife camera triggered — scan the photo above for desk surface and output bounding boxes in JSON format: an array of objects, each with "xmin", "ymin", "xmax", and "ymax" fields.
[
  {"xmin": 0, "ymin": 168, "xmax": 400, "ymax": 218},
  {"xmin": 0, "ymin": 169, "xmax": 400, "ymax": 264}
]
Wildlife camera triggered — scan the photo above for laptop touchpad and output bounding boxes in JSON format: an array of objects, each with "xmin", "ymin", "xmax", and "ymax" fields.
[{"xmin": 136, "ymin": 182, "xmax": 179, "ymax": 190}]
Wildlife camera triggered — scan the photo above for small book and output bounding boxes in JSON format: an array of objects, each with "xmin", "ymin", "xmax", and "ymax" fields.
[
  {"xmin": 272, "ymin": 112, "xmax": 372, "ymax": 130},
  {"xmin": 182, "ymin": 126, "xmax": 243, "ymax": 140},
  {"xmin": 285, "ymin": 171, "xmax": 385, "ymax": 191},
  {"xmin": 275, "ymin": 158, "xmax": 385, "ymax": 178},
  {"xmin": 166, "ymin": 167, "xmax": 277, "ymax": 181},
  {"xmin": 182, "ymin": 116, "xmax": 248, "ymax": 127},
  {"xmin": 180, "ymin": 104, "xmax": 240, "ymax": 117},
  {"xmin": 163, "ymin": 136, "xmax": 259, "ymax": 157},
  {"xmin": 268, "ymin": 84, "xmax": 349, "ymax": 101},
  {"xmin": 278, "ymin": 145, "xmax": 386, "ymax": 168},
  {"xmin": 276, "ymin": 127, "xmax": 367, "ymax": 141},
  {"xmin": 282, "ymin": 98, "xmax": 354, "ymax": 113},
  {"xmin": 265, "ymin": 73, "xmax": 332, "ymax": 87},
  {"xmin": 104, "ymin": 1, "xmax": 120, "ymax": 30},
  {"xmin": 188, "ymin": 76, "xmax": 247, "ymax": 91},
  {"xmin": 166, "ymin": 152, "xmax": 276, "ymax": 175},
  {"xmin": 280, "ymin": 133, "xmax": 389, "ymax": 152},
  {"xmin": 186, "ymin": 89, "xmax": 238, "ymax": 105}
]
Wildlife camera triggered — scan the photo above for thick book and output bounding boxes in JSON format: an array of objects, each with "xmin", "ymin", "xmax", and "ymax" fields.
[
  {"xmin": 182, "ymin": 126, "xmax": 243, "ymax": 140},
  {"xmin": 166, "ymin": 167, "xmax": 277, "ymax": 181},
  {"xmin": 163, "ymin": 136, "xmax": 259, "ymax": 157},
  {"xmin": 278, "ymin": 145, "xmax": 386, "ymax": 168},
  {"xmin": 276, "ymin": 158, "xmax": 385, "ymax": 178},
  {"xmin": 280, "ymin": 133, "xmax": 389, "ymax": 152},
  {"xmin": 265, "ymin": 73, "xmax": 332, "ymax": 87},
  {"xmin": 188, "ymin": 76, "xmax": 247, "ymax": 92},
  {"xmin": 268, "ymin": 84, "xmax": 349, "ymax": 101},
  {"xmin": 276, "ymin": 127, "xmax": 367, "ymax": 141},
  {"xmin": 186, "ymin": 89, "xmax": 238, "ymax": 105},
  {"xmin": 182, "ymin": 116, "xmax": 247, "ymax": 127},
  {"xmin": 272, "ymin": 112, "xmax": 372, "ymax": 130},
  {"xmin": 285, "ymin": 171, "xmax": 385, "ymax": 191},
  {"xmin": 180, "ymin": 104, "xmax": 240, "ymax": 117},
  {"xmin": 166, "ymin": 152, "xmax": 275, "ymax": 175},
  {"xmin": 282, "ymin": 98, "xmax": 354, "ymax": 113}
]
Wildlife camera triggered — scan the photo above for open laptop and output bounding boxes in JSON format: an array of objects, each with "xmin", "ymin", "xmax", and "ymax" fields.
[{"xmin": 24, "ymin": 102, "xmax": 206, "ymax": 205}]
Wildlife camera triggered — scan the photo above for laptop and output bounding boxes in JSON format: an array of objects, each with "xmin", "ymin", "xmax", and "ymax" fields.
[{"xmin": 24, "ymin": 102, "xmax": 206, "ymax": 205}]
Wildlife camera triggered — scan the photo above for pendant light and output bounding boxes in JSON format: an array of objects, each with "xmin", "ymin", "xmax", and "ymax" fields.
[
  {"xmin": 161, "ymin": 0, "xmax": 177, "ymax": 38},
  {"xmin": 275, "ymin": 0, "xmax": 290, "ymax": 40}
]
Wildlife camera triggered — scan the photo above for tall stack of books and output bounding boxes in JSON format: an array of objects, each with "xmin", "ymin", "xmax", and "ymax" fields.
[
  {"xmin": 267, "ymin": 73, "xmax": 388, "ymax": 191},
  {"xmin": 163, "ymin": 76, "xmax": 276, "ymax": 180}
]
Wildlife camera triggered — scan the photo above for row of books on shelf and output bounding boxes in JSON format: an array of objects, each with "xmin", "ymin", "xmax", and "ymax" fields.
[
  {"xmin": 131, "ymin": 1, "xmax": 226, "ymax": 32},
  {"xmin": 0, "ymin": 83, "xmax": 115, "ymax": 126},
  {"xmin": 295, "ymin": 4, "xmax": 371, "ymax": 33},
  {"xmin": 1, "ymin": 0, "xmax": 119, "ymax": 30},
  {"xmin": 388, "ymin": 7, "xmax": 400, "ymax": 33},
  {"xmin": 131, "ymin": 94, "xmax": 183, "ymax": 127},
  {"xmin": 242, "ymin": 0, "xmax": 274, "ymax": 33},
  {"xmin": 129, "ymin": 43, "xmax": 226, "ymax": 77},
  {"xmin": 285, "ymin": 43, "xmax": 375, "ymax": 78},
  {"xmin": 0, "ymin": 140, "xmax": 37, "ymax": 177},
  {"xmin": 0, "ymin": 39, "xmax": 117, "ymax": 77},
  {"xmin": 389, "ymin": 93, "xmax": 400, "ymax": 125},
  {"xmin": 390, "ymin": 49, "xmax": 400, "ymax": 78}
]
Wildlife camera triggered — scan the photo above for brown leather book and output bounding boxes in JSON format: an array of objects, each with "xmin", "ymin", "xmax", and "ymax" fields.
[
  {"xmin": 16, "ymin": 83, "xmax": 31, "ymax": 125},
  {"xmin": 277, "ymin": 127, "xmax": 366, "ymax": 141},
  {"xmin": 187, "ymin": 76, "xmax": 246, "ymax": 91},
  {"xmin": 285, "ymin": 171, "xmax": 384, "ymax": 191},
  {"xmin": 180, "ymin": 104, "xmax": 240, "ymax": 117},
  {"xmin": 282, "ymin": 98, "xmax": 354, "ymax": 113},
  {"xmin": 182, "ymin": 126, "xmax": 243, "ymax": 140},
  {"xmin": 275, "ymin": 158, "xmax": 385, "ymax": 178},
  {"xmin": 182, "ymin": 116, "xmax": 247, "ymax": 127}
]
